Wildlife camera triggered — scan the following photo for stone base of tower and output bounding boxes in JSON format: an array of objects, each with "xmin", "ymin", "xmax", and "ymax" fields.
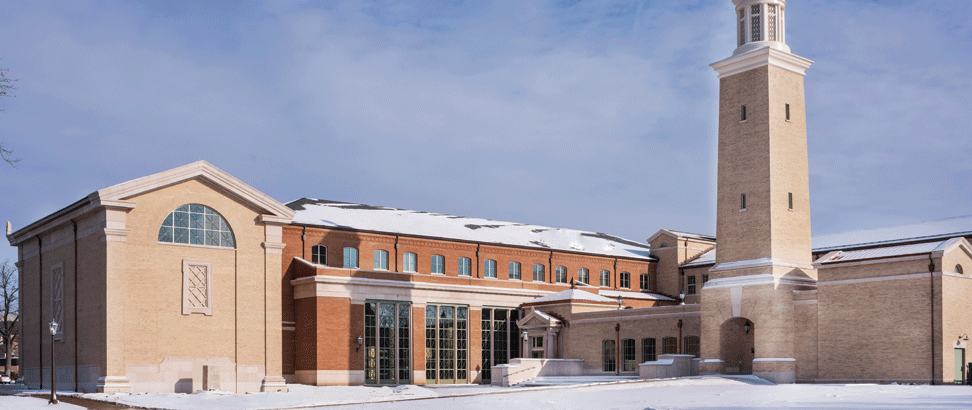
[{"xmin": 753, "ymin": 359, "xmax": 796, "ymax": 384}]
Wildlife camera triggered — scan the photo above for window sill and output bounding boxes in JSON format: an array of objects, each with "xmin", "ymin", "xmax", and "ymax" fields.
[
  {"xmin": 739, "ymin": 208, "xmax": 747, "ymax": 212},
  {"xmin": 158, "ymin": 241, "xmax": 236, "ymax": 251},
  {"xmin": 739, "ymin": 120, "xmax": 748, "ymax": 124}
]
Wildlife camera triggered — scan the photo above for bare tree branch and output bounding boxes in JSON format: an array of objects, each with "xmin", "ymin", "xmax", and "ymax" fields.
[
  {"xmin": 0, "ymin": 66, "xmax": 21, "ymax": 168},
  {"xmin": 0, "ymin": 261, "xmax": 18, "ymax": 377}
]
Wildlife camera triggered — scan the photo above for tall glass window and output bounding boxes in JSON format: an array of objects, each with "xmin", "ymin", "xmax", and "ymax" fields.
[
  {"xmin": 600, "ymin": 270, "xmax": 611, "ymax": 287},
  {"xmin": 425, "ymin": 304, "xmax": 468, "ymax": 384},
  {"xmin": 509, "ymin": 262, "xmax": 521, "ymax": 280},
  {"xmin": 158, "ymin": 204, "xmax": 235, "ymax": 247},
  {"xmin": 662, "ymin": 337, "xmax": 678, "ymax": 355},
  {"xmin": 458, "ymin": 257, "xmax": 471, "ymax": 276},
  {"xmin": 642, "ymin": 338, "xmax": 656, "ymax": 362},
  {"xmin": 685, "ymin": 336, "xmax": 700, "ymax": 358},
  {"xmin": 602, "ymin": 340, "xmax": 616, "ymax": 372},
  {"xmin": 622, "ymin": 339, "xmax": 636, "ymax": 371},
  {"xmin": 687, "ymin": 276, "xmax": 697, "ymax": 294},
  {"xmin": 431, "ymin": 255, "xmax": 445, "ymax": 274},
  {"xmin": 555, "ymin": 266, "xmax": 567, "ymax": 283},
  {"xmin": 343, "ymin": 247, "xmax": 359, "ymax": 268},
  {"xmin": 311, "ymin": 244, "xmax": 327, "ymax": 265},
  {"xmin": 483, "ymin": 259, "xmax": 497, "ymax": 278},
  {"xmin": 364, "ymin": 300, "xmax": 410, "ymax": 384},
  {"xmin": 578, "ymin": 268, "xmax": 589, "ymax": 285},
  {"xmin": 374, "ymin": 250, "xmax": 389, "ymax": 270},
  {"xmin": 403, "ymin": 252, "xmax": 417, "ymax": 272},
  {"xmin": 639, "ymin": 273, "xmax": 650, "ymax": 290},
  {"xmin": 619, "ymin": 272, "xmax": 631, "ymax": 289},
  {"xmin": 480, "ymin": 308, "xmax": 520, "ymax": 383},
  {"xmin": 533, "ymin": 264, "xmax": 545, "ymax": 282}
]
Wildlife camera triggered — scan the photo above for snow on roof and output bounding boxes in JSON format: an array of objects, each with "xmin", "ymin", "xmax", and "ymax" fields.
[
  {"xmin": 287, "ymin": 198, "xmax": 653, "ymax": 260},
  {"xmin": 599, "ymin": 289, "xmax": 675, "ymax": 301},
  {"xmin": 815, "ymin": 239, "xmax": 951, "ymax": 264},
  {"xmin": 682, "ymin": 248, "xmax": 716, "ymax": 267},
  {"xmin": 525, "ymin": 288, "xmax": 616, "ymax": 304},
  {"xmin": 813, "ymin": 214, "xmax": 972, "ymax": 252},
  {"xmin": 665, "ymin": 230, "xmax": 716, "ymax": 242}
]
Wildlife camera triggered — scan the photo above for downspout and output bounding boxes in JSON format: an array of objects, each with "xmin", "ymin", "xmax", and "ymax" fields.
[
  {"xmin": 301, "ymin": 226, "xmax": 306, "ymax": 261},
  {"xmin": 394, "ymin": 236, "xmax": 399, "ymax": 272},
  {"xmin": 477, "ymin": 244, "xmax": 482, "ymax": 278},
  {"xmin": 678, "ymin": 319, "xmax": 683, "ymax": 355},
  {"xmin": 37, "ymin": 235, "xmax": 43, "ymax": 390},
  {"xmin": 72, "ymin": 220, "xmax": 79, "ymax": 392},
  {"xmin": 613, "ymin": 258, "xmax": 618, "ymax": 289},
  {"xmin": 548, "ymin": 251, "xmax": 553, "ymax": 283},
  {"xmin": 929, "ymin": 253, "xmax": 936, "ymax": 385}
]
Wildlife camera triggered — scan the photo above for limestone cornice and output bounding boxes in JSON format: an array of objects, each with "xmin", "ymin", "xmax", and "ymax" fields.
[
  {"xmin": 702, "ymin": 273, "xmax": 816, "ymax": 290},
  {"xmin": 290, "ymin": 274, "xmax": 550, "ymax": 301},
  {"xmin": 711, "ymin": 46, "xmax": 812, "ymax": 79},
  {"xmin": 710, "ymin": 257, "xmax": 814, "ymax": 273}
]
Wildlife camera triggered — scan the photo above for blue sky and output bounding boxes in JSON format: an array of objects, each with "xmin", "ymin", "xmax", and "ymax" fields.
[{"xmin": 1, "ymin": 0, "xmax": 970, "ymax": 264}]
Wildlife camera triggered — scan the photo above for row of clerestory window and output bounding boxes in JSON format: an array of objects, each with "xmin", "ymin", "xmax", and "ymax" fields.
[{"xmin": 309, "ymin": 244, "xmax": 647, "ymax": 289}]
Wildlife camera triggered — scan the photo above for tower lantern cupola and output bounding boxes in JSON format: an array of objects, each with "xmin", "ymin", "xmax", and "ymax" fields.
[{"xmin": 733, "ymin": 0, "xmax": 788, "ymax": 56}]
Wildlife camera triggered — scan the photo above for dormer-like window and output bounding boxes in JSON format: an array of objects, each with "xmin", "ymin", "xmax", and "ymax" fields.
[{"xmin": 158, "ymin": 204, "xmax": 235, "ymax": 248}]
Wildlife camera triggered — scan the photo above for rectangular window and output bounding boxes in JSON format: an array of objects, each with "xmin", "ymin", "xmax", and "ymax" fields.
[
  {"xmin": 785, "ymin": 103, "xmax": 791, "ymax": 121},
  {"xmin": 364, "ymin": 301, "xmax": 411, "ymax": 384},
  {"xmin": 343, "ymin": 247, "xmax": 359, "ymax": 268},
  {"xmin": 374, "ymin": 250, "xmax": 389, "ymax": 270},
  {"xmin": 600, "ymin": 270, "xmax": 611, "ymax": 287},
  {"xmin": 533, "ymin": 264, "xmax": 545, "ymax": 282},
  {"xmin": 484, "ymin": 259, "xmax": 497, "ymax": 278},
  {"xmin": 182, "ymin": 259, "xmax": 213, "ymax": 316},
  {"xmin": 639, "ymin": 273, "xmax": 650, "ymax": 291},
  {"xmin": 480, "ymin": 308, "xmax": 520, "ymax": 383},
  {"xmin": 458, "ymin": 257, "xmax": 471, "ymax": 276},
  {"xmin": 788, "ymin": 192, "xmax": 794, "ymax": 210},
  {"xmin": 685, "ymin": 336, "xmax": 701, "ymax": 358},
  {"xmin": 702, "ymin": 274, "xmax": 709, "ymax": 283},
  {"xmin": 741, "ymin": 105, "xmax": 747, "ymax": 122},
  {"xmin": 509, "ymin": 262, "xmax": 521, "ymax": 280},
  {"xmin": 687, "ymin": 276, "xmax": 697, "ymax": 295},
  {"xmin": 602, "ymin": 340, "xmax": 616, "ymax": 372},
  {"xmin": 430, "ymin": 255, "xmax": 444, "ymax": 274},
  {"xmin": 312, "ymin": 245, "xmax": 327, "ymax": 265},
  {"xmin": 741, "ymin": 193, "xmax": 747, "ymax": 210},
  {"xmin": 623, "ymin": 339, "xmax": 636, "ymax": 371},
  {"xmin": 662, "ymin": 337, "xmax": 678, "ymax": 355},
  {"xmin": 619, "ymin": 272, "xmax": 630, "ymax": 289},
  {"xmin": 403, "ymin": 252, "xmax": 417, "ymax": 272},
  {"xmin": 578, "ymin": 268, "xmax": 589, "ymax": 285},
  {"xmin": 642, "ymin": 338, "xmax": 656, "ymax": 362},
  {"xmin": 555, "ymin": 266, "xmax": 567, "ymax": 283}
]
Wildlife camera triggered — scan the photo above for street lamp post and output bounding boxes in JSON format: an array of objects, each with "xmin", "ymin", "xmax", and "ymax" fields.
[{"xmin": 49, "ymin": 321, "xmax": 58, "ymax": 405}]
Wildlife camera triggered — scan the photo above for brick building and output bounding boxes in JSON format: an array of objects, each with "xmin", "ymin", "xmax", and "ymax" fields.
[{"xmin": 7, "ymin": 0, "xmax": 972, "ymax": 393}]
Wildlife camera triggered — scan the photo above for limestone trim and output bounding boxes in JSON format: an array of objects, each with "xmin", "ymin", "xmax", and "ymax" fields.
[
  {"xmin": 710, "ymin": 257, "xmax": 814, "ymax": 273},
  {"xmin": 102, "ymin": 228, "xmax": 131, "ymax": 243},
  {"xmin": 290, "ymin": 274, "xmax": 548, "ymax": 306},
  {"xmin": 262, "ymin": 242, "xmax": 286, "ymax": 254},
  {"xmin": 817, "ymin": 271, "xmax": 935, "ymax": 286},
  {"xmin": 814, "ymin": 253, "xmax": 929, "ymax": 268},
  {"xmin": 752, "ymin": 358, "xmax": 796, "ymax": 362},
  {"xmin": 96, "ymin": 376, "xmax": 132, "ymax": 394},
  {"xmin": 96, "ymin": 161, "xmax": 295, "ymax": 219},
  {"xmin": 793, "ymin": 299, "xmax": 817, "ymax": 305},
  {"xmin": 570, "ymin": 310, "xmax": 701, "ymax": 324},
  {"xmin": 182, "ymin": 260, "xmax": 213, "ymax": 316},
  {"xmin": 702, "ymin": 273, "xmax": 816, "ymax": 290},
  {"xmin": 711, "ymin": 46, "xmax": 812, "ymax": 79}
]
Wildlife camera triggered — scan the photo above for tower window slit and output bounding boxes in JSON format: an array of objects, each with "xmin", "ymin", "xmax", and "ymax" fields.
[
  {"xmin": 741, "ymin": 194, "xmax": 747, "ymax": 211},
  {"xmin": 785, "ymin": 103, "xmax": 791, "ymax": 121},
  {"xmin": 741, "ymin": 105, "xmax": 747, "ymax": 121},
  {"xmin": 788, "ymin": 193, "xmax": 793, "ymax": 210}
]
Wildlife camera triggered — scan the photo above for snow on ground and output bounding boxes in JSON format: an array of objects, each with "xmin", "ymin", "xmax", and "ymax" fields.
[
  {"xmin": 81, "ymin": 383, "xmax": 436, "ymax": 409},
  {"xmin": 0, "ymin": 396, "xmax": 85, "ymax": 410},
  {"xmin": 9, "ymin": 376, "xmax": 972, "ymax": 410}
]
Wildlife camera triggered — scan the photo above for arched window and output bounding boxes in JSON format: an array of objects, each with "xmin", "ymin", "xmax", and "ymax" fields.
[
  {"xmin": 374, "ymin": 250, "xmax": 389, "ymax": 270},
  {"xmin": 509, "ymin": 262, "xmax": 521, "ymax": 280},
  {"xmin": 622, "ymin": 339, "xmax": 636, "ymax": 371},
  {"xmin": 430, "ymin": 255, "xmax": 444, "ymax": 274},
  {"xmin": 578, "ymin": 268, "xmax": 589, "ymax": 285},
  {"xmin": 642, "ymin": 338, "xmax": 656, "ymax": 362},
  {"xmin": 158, "ymin": 204, "xmax": 235, "ymax": 247},
  {"xmin": 311, "ymin": 244, "xmax": 327, "ymax": 265},
  {"xmin": 343, "ymin": 247, "xmax": 358, "ymax": 268},
  {"xmin": 662, "ymin": 337, "xmax": 678, "ymax": 355},
  {"xmin": 957, "ymin": 264, "xmax": 965, "ymax": 274},
  {"xmin": 483, "ymin": 259, "xmax": 497, "ymax": 278},
  {"xmin": 556, "ymin": 266, "xmax": 567, "ymax": 283},
  {"xmin": 639, "ymin": 273, "xmax": 650, "ymax": 291},
  {"xmin": 602, "ymin": 340, "xmax": 616, "ymax": 372},
  {"xmin": 684, "ymin": 336, "xmax": 700, "ymax": 358},
  {"xmin": 619, "ymin": 272, "xmax": 631, "ymax": 289},
  {"xmin": 403, "ymin": 252, "xmax": 417, "ymax": 272}
]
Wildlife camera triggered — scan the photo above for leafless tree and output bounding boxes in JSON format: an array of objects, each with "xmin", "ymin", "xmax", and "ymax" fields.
[
  {"xmin": 0, "ymin": 261, "xmax": 18, "ymax": 377},
  {"xmin": 0, "ymin": 66, "xmax": 20, "ymax": 167}
]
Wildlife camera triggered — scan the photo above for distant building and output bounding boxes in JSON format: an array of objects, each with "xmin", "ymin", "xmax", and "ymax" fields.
[{"xmin": 7, "ymin": 0, "xmax": 972, "ymax": 393}]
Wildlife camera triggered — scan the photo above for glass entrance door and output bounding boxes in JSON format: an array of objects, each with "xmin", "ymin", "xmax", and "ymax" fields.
[
  {"xmin": 481, "ymin": 307, "xmax": 520, "ymax": 383},
  {"xmin": 425, "ymin": 304, "xmax": 468, "ymax": 384},
  {"xmin": 365, "ymin": 301, "xmax": 410, "ymax": 384}
]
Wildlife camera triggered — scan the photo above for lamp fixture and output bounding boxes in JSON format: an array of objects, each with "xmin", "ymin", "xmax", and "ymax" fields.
[
  {"xmin": 49, "ymin": 321, "xmax": 58, "ymax": 336},
  {"xmin": 744, "ymin": 320, "xmax": 752, "ymax": 335},
  {"xmin": 617, "ymin": 295, "xmax": 623, "ymax": 310},
  {"xmin": 356, "ymin": 335, "xmax": 363, "ymax": 351}
]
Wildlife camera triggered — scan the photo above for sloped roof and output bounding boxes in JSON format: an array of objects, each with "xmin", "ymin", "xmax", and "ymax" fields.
[
  {"xmin": 599, "ymin": 289, "xmax": 675, "ymax": 301},
  {"xmin": 287, "ymin": 198, "xmax": 654, "ymax": 260},
  {"xmin": 814, "ymin": 238, "xmax": 971, "ymax": 265},
  {"xmin": 525, "ymin": 288, "xmax": 616, "ymax": 305},
  {"xmin": 813, "ymin": 214, "xmax": 972, "ymax": 252},
  {"xmin": 682, "ymin": 248, "xmax": 716, "ymax": 267}
]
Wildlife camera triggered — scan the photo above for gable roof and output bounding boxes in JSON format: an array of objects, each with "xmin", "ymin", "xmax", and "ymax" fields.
[
  {"xmin": 287, "ymin": 198, "xmax": 654, "ymax": 260},
  {"xmin": 646, "ymin": 229, "xmax": 716, "ymax": 245},
  {"xmin": 9, "ymin": 161, "xmax": 294, "ymax": 245},
  {"xmin": 523, "ymin": 288, "xmax": 616, "ymax": 305},
  {"xmin": 681, "ymin": 248, "xmax": 716, "ymax": 267}
]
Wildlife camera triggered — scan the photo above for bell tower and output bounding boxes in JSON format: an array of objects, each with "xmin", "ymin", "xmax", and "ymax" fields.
[{"xmin": 699, "ymin": 0, "xmax": 817, "ymax": 384}]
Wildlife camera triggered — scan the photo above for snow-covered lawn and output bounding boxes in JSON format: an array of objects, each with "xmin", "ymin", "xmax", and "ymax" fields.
[{"xmin": 5, "ymin": 376, "xmax": 971, "ymax": 409}]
